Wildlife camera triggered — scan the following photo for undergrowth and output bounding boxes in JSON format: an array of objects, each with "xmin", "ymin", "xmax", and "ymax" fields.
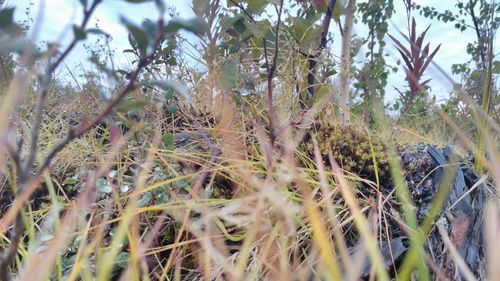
[{"xmin": 0, "ymin": 0, "xmax": 499, "ymax": 280}]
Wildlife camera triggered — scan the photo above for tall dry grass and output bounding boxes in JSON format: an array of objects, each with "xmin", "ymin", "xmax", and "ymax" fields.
[{"xmin": 0, "ymin": 1, "xmax": 498, "ymax": 281}]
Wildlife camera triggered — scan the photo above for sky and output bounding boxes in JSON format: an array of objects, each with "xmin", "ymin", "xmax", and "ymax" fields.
[{"xmin": 9, "ymin": 0, "xmax": 493, "ymax": 103}]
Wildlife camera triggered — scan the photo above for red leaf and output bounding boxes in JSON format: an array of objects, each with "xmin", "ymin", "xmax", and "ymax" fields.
[
  {"xmin": 415, "ymin": 24, "xmax": 431, "ymax": 51},
  {"xmin": 388, "ymin": 33, "xmax": 413, "ymax": 69},
  {"xmin": 396, "ymin": 48, "xmax": 413, "ymax": 71},
  {"xmin": 421, "ymin": 43, "xmax": 430, "ymax": 60},
  {"xmin": 419, "ymin": 44, "xmax": 441, "ymax": 77},
  {"xmin": 388, "ymin": 33, "xmax": 411, "ymax": 58},
  {"xmin": 410, "ymin": 18, "xmax": 417, "ymax": 58}
]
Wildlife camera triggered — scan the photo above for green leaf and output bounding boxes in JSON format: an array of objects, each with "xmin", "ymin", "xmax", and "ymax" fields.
[
  {"xmin": 245, "ymin": 21, "xmax": 265, "ymax": 39},
  {"xmin": 221, "ymin": 15, "xmax": 243, "ymax": 33},
  {"xmin": 325, "ymin": 68, "xmax": 337, "ymax": 77},
  {"xmin": 115, "ymin": 252, "xmax": 129, "ymax": 269},
  {"xmin": 162, "ymin": 46, "xmax": 173, "ymax": 56},
  {"xmin": 161, "ymin": 133, "xmax": 174, "ymax": 150},
  {"xmin": 73, "ymin": 25, "xmax": 87, "ymax": 41},
  {"xmin": 233, "ymin": 18, "xmax": 247, "ymax": 34},
  {"xmin": 333, "ymin": 1, "xmax": 343, "ymax": 22},
  {"xmin": 127, "ymin": 33, "xmax": 137, "ymax": 48},
  {"xmin": 137, "ymin": 192, "xmax": 152, "ymax": 207},
  {"xmin": 248, "ymin": 0, "xmax": 268, "ymax": 15},
  {"xmin": 0, "ymin": 8, "xmax": 15, "ymax": 29},
  {"xmin": 164, "ymin": 17, "xmax": 207, "ymax": 35},
  {"xmin": 167, "ymin": 56, "xmax": 177, "ymax": 66},
  {"xmin": 173, "ymin": 179, "xmax": 189, "ymax": 189},
  {"xmin": 166, "ymin": 103, "xmax": 177, "ymax": 113},
  {"xmin": 141, "ymin": 19, "xmax": 158, "ymax": 37},
  {"xmin": 287, "ymin": 17, "xmax": 318, "ymax": 53},
  {"xmin": 63, "ymin": 177, "xmax": 78, "ymax": 185},
  {"xmin": 86, "ymin": 28, "xmax": 110, "ymax": 37},
  {"xmin": 121, "ymin": 17, "xmax": 149, "ymax": 55},
  {"xmin": 156, "ymin": 192, "xmax": 168, "ymax": 204},
  {"xmin": 96, "ymin": 178, "xmax": 112, "ymax": 194},
  {"xmin": 146, "ymin": 80, "xmax": 189, "ymax": 100},
  {"xmin": 493, "ymin": 60, "xmax": 500, "ymax": 74},
  {"xmin": 62, "ymin": 255, "xmax": 78, "ymax": 271},
  {"xmin": 165, "ymin": 88, "xmax": 174, "ymax": 100},
  {"xmin": 242, "ymin": 74, "xmax": 255, "ymax": 89},
  {"xmin": 221, "ymin": 59, "xmax": 239, "ymax": 89}
]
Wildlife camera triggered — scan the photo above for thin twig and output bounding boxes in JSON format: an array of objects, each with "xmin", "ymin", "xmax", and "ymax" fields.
[
  {"xmin": 0, "ymin": 2, "xmax": 104, "ymax": 279},
  {"xmin": 303, "ymin": 0, "xmax": 337, "ymax": 106},
  {"xmin": 229, "ymin": 0, "xmax": 256, "ymax": 23},
  {"xmin": 468, "ymin": 0, "xmax": 486, "ymax": 69},
  {"xmin": 264, "ymin": 0, "xmax": 283, "ymax": 145},
  {"xmin": 0, "ymin": 4, "xmax": 166, "ymax": 280},
  {"xmin": 24, "ymin": 0, "xmax": 103, "ymax": 176},
  {"xmin": 37, "ymin": 18, "xmax": 166, "ymax": 176},
  {"xmin": 230, "ymin": 0, "xmax": 283, "ymax": 145}
]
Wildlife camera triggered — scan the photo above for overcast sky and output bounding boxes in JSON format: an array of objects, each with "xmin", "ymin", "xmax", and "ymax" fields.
[{"xmin": 9, "ymin": 0, "xmax": 494, "ymax": 103}]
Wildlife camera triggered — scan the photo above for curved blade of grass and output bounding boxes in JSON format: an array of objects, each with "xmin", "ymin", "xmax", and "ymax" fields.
[
  {"xmin": 387, "ymin": 150, "xmax": 429, "ymax": 281},
  {"xmin": 330, "ymin": 159, "xmax": 390, "ymax": 281},
  {"xmin": 304, "ymin": 197, "xmax": 343, "ymax": 281},
  {"xmin": 248, "ymin": 222, "xmax": 280, "ymax": 281}
]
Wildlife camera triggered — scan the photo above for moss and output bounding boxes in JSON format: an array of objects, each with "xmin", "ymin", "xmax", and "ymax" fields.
[{"xmin": 302, "ymin": 119, "xmax": 391, "ymax": 190}]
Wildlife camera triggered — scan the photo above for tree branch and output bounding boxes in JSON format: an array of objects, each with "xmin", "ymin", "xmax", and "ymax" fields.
[
  {"xmin": 229, "ymin": 0, "xmax": 282, "ymax": 145},
  {"xmin": 468, "ymin": 0, "xmax": 486, "ymax": 69},
  {"xmin": 37, "ymin": 19, "xmax": 166, "ymax": 176},
  {"xmin": 264, "ymin": 0, "xmax": 284, "ymax": 145},
  {"xmin": 303, "ymin": 0, "xmax": 337, "ymax": 106},
  {"xmin": 229, "ymin": 0, "xmax": 256, "ymax": 23},
  {"xmin": 0, "ymin": 4, "xmax": 168, "ymax": 280},
  {"xmin": 24, "ymin": 0, "xmax": 103, "ymax": 176}
]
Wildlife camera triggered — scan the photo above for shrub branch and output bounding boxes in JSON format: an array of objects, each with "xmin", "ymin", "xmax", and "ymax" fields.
[{"xmin": 0, "ymin": 4, "xmax": 166, "ymax": 279}]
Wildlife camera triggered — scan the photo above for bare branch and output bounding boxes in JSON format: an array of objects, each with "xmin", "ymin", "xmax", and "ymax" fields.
[
  {"xmin": 229, "ymin": 0, "xmax": 283, "ymax": 145},
  {"xmin": 24, "ymin": 0, "xmax": 103, "ymax": 175},
  {"xmin": 304, "ymin": 0, "xmax": 337, "ymax": 105},
  {"xmin": 0, "ymin": 3, "xmax": 167, "ymax": 279},
  {"xmin": 264, "ymin": 0, "xmax": 284, "ymax": 145},
  {"xmin": 468, "ymin": 0, "xmax": 486, "ymax": 69},
  {"xmin": 37, "ymin": 18, "xmax": 166, "ymax": 176},
  {"xmin": 229, "ymin": 0, "xmax": 256, "ymax": 23},
  {"xmin": 0, "ymin": 215, "xmax": 22, "ymax": 281}
]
